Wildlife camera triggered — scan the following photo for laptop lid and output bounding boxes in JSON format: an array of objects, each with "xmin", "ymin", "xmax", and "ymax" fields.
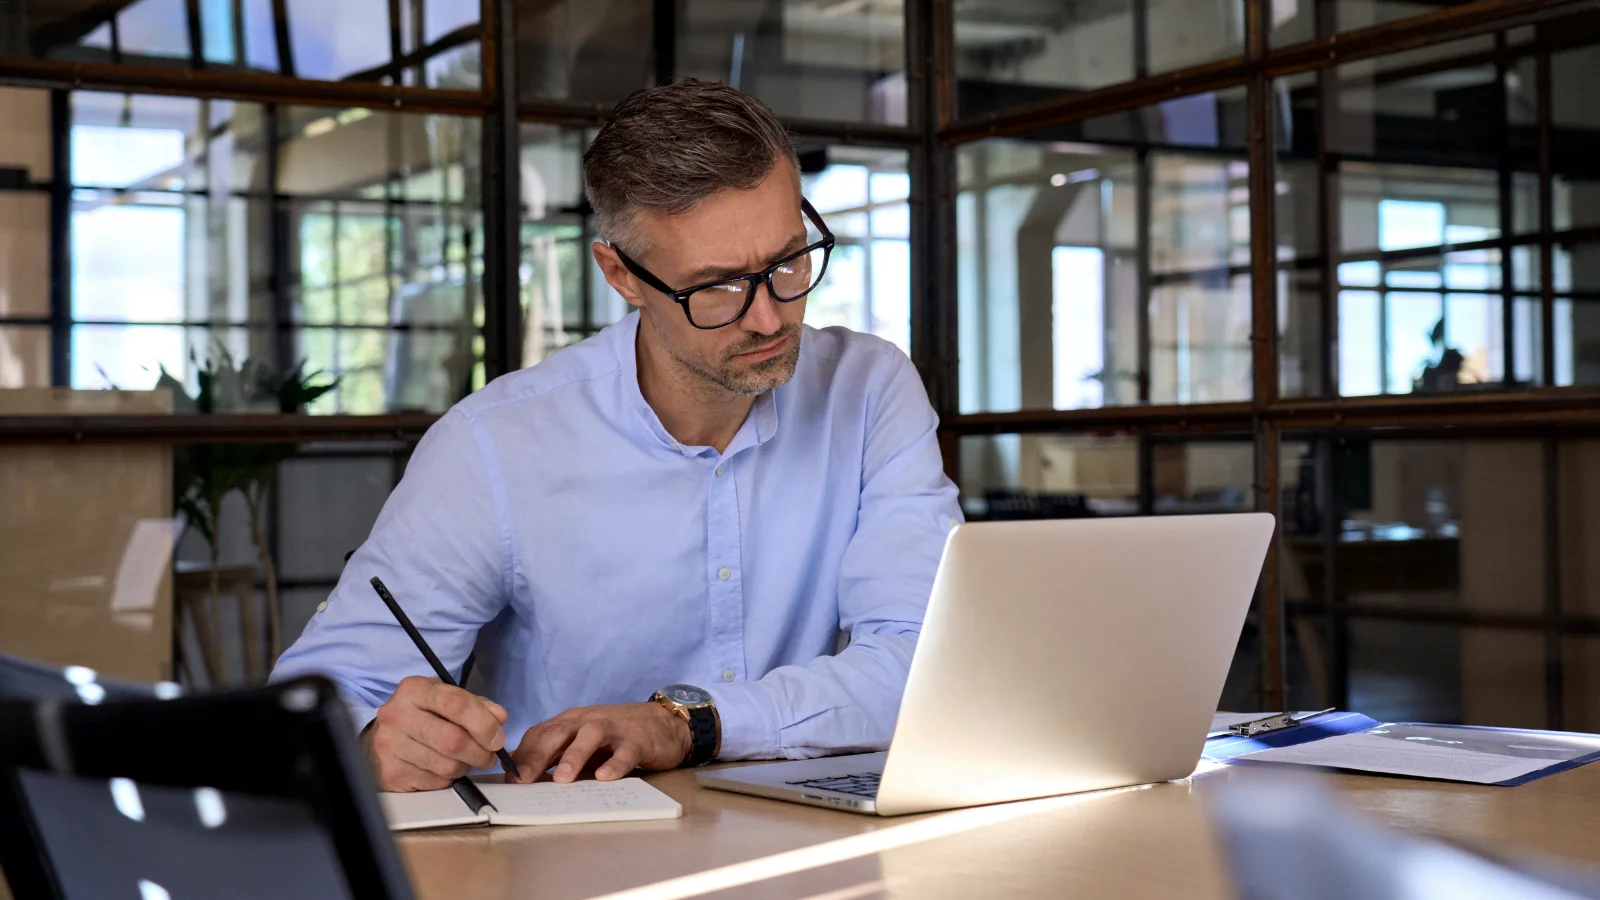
[{"xmin": 874, "ymin": 513, "xmax": 1274, "ymax": 816}]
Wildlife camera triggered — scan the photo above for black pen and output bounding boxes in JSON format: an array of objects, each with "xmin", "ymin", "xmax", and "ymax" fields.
[{"xmin": 369, "ymin": 576, "xmax": 521, "ymax": 780}]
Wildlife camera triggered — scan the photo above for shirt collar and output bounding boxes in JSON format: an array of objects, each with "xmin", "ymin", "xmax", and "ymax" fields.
[{"xmin": 612, "ymin": 310, "xmax": 783, "ymax": 457}]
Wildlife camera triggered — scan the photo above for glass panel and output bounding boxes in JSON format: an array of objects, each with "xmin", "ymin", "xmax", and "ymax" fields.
[
  {"xmin": 1567, "ymin": 637, "xmax": 1599, "ymax": 734},
  {"xmin": 0, "ymin": 439, "xmax": 400, "ymax": 688},
  {"xmin": 1149, "ymin": 154, "xmax": 1252, "ymax": 404},
  {"xmin": 1558, "ymin": 441, "xmax": 1599, "ymax": 731},
  {"xmin": 1273, "ymin": 39, "xmax": 1546, "ymax": 398},
  {"xmin": 1559, "ymin": 439, "xmax": 1600, "ymax": 621},
  {"xmin": 1272, "ymin": 2, "xmax": 1489, "ymax": 47},
  {"xmin": 518, "ymin": 124, "xmax": 591, "ymax": 366},
  {"xmin": 284, "ymin": 0, "xmax": 390, "ymax": 80},
  {"xmin": 1283, "ymin": 436, "xmax": 1557, "ymax": 724},
  {"xmin": 0, "ymin": 442, "xmax": 180, "ymax": 682},
  {"xmin": 117, "ymin": 0, "xmax": 192, "ymax": 64},
  {"xmin": 1552, "ymin": 37, "xmax": 1600, "ymax": 225},
  {"xmin": 1281, "ymin": 437, "xmax": 1547, "ymax": 618},
  {"xmin": 0, "ymin": 87, "xmax": 53, "ymax": 183},
  {"xmin": 49, "ymin": 94, "xmax": 483, "ymax": 414},
  {"xmin": 800, "ymin": 145, "xmax": 912, "ymax": 355},
  {"xmin": 678, "ymin": 0, "xmax": 907, "ymax": 125},
  {"xmin": 1276, "ymin": 165, "xmax": 1323, "ymax": 398},
  {"xmin": 957, "ymin": 90, "xmax": 1248, "ymax": 413},
  {"xmin": 954, "ymin": 0, "xmax": 1244, "ymax": 118},
  {"xmin": 24, "ymin": 0, "xmax": 480, "ymax": 86},
  {"xmin": 276, "ymin": 451, "xmax": 399, "ymax": 583},
  {"xmin": 296, "ymin": 327, "xmax": 474, "ymax": 414},
  {"xmin": 958, "ymin": 433, "xmax": 1251, "ymax": 521},
  {"xmin": 514, "ymin": 0, "xmax": 653, "ymax": 107},
  {"xmin": 1552, "ymin": 26, "xmax": 1600, "ymax": 233},
  {"xmin": 1553, "ymin": 241, "xmax": 1600, "ymax": 386},
  {"xmin": 959, "ymin": 433, "xmax": 1139, "ymax": 520},
  {"xmin": 1349, "ymin": 623, "xmax": 1544, "ymax": 726},
  {"xmin": 0, "ymin": 326, "xmax": 51, "ymax": 388},
  {"xmin": 0, "ymin": 192, "xmax": 50, "ymax": 318},
  {"xmin": 514, "ymin": 0, "xmax": 906, "ymax": 124},
  {"xmin": 1153, "ymin": 439, "xmax": 1254, "ymax": 514}
]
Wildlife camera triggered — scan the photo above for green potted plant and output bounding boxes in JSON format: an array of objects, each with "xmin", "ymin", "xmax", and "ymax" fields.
[{"xmin": 159, "ymin": 346, "xmax": 338, "ymax": 685}]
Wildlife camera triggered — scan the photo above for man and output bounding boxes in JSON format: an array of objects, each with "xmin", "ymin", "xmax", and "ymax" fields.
[{"xmin": 272, "ymin": 79, "xmax": 962, "ymax": 792}]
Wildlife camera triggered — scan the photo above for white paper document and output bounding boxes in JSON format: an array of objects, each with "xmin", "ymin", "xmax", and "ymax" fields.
[
  {"xmin": 1239, "ymin": 724, "xmax": 1600, "ymax": 784},
  {"xmin": 379, "ymin": 778, "xmax": 682, "ymax": 831}
]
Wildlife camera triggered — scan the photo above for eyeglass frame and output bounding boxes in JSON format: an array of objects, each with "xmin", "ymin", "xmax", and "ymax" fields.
[{"xmin": 611, "ymin": 198, "xmax": 836, "ymax": 330}]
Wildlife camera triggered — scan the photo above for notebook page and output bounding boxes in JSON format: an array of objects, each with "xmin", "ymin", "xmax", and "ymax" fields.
[
  {"xmin": 378, "ymin": 788, "xmax": 489, "ymax": 831},
  {"xmin": 478, "ymin": 779, "xmax": 682, "ymax": 826}
]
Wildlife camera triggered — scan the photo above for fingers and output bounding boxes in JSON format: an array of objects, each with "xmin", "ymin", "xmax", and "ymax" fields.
[
  {"xmin": 415, "ymin": 714, "xmax": 498, "ymax": 769},
  {"xmin": 510, "ymin": 720, "xmax": 579, "ymax": 783},
  {"xmin": 368, "ymin": 721, "xmax": 466, "ymax": 792},
  {"xmin": 378, "ymin": 685, "xmax": 497, "ymax": 770},
  {"xmin": 408, "ymin": 677, "xmax": 507, "ymax": 753},
  {"xmin": 391, "ymin": 730, "xmax": 472, "ymax": 782},
  {"xmin": 597, "ymin": 742, "xmax": 644, "ymax": 781},
  {"xmin": 553, "ymin": 721, "xmax": 609, "ymax": 783}
]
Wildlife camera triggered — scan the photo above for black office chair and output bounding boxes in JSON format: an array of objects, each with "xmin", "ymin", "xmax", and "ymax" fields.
[
  {"xmin": 0, "ymin": 674, "xmax": 414, "ymax": 900},
  {"xmin": 0, "ymin": 651, "xmax": 167, "ymax": 704}
]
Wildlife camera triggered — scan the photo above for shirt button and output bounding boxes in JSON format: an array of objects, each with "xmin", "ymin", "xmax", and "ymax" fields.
[
  {"xmin": 722, "ymin": 669, "xmax": 736, "ymax": 682},
  {"xmin": 946, "ymin": 516, "xmax": 959, "ymax": 530},
  {"xmin": 715, "ymin": 465, "xmax": 724, "ymax": 477},
  {"xmin": 315, "ymin": 601, "xmax": 328, "ymax": 613},
  {"xmin": 718, "ymin": 567, "xmax": 731, "ymax": 581}
]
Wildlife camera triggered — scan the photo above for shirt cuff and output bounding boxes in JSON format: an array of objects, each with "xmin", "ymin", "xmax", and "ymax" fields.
[{"xmin": 705, "ymin": 679, "xmax": 782, "ymax": 760}]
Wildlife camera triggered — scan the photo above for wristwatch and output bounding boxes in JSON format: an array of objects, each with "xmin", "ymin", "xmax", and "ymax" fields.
[{"xmin": 650, "ymin": 684, "xmax": 720, "ymax": 768}]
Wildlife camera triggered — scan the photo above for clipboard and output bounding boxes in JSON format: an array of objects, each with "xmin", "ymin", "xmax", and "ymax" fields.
[
  {"xmin": 1203, "ymin": 710, "xmax": 1383, "ymax": 763},
  {"xmin": 1205, "ymin": 714, "xmax": 1600, "ymax": 786}
]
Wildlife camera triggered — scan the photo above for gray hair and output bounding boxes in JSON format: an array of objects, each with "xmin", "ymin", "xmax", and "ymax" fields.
[{"xmin": 583, "ymin": 79, "xmax": 800, "ymax": 256}]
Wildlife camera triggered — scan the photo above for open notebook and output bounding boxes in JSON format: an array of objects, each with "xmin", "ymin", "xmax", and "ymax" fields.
[{"xmin": 378, "ymin": 777, "xmax": 682, "ymax": 831}]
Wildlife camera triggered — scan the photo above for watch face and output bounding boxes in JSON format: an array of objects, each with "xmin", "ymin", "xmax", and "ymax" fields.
[{"xmin": 662, "ymin": 684, "xmax": 711, "ymax": 706}]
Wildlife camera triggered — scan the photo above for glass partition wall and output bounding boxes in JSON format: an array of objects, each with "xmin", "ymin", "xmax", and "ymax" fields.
[{"xmin": 2, "ymin": 0, "xmax": 1598, "ymax": 726}]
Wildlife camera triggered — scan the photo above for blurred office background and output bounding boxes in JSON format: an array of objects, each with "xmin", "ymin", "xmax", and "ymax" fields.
[{"xmin": 0, "ymin": 0, "xmax": 1597, "ymax": 731}]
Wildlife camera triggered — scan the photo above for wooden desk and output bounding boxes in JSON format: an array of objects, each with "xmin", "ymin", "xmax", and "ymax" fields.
[{"xmin": 397, "ymin": 761, "xmax": 1600, "ymax": 899}]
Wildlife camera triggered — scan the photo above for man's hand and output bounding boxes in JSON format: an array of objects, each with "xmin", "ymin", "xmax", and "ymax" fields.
[
  {"xmin": 364, "ymin": 675, "xmax": 510, "ymax": 792},
  {"xmin": 508, "ymin": 702, "xmax": 691, "ymax": 784}
]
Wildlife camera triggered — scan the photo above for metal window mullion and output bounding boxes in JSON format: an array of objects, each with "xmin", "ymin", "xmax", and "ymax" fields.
[
  {"xmin": 1537, "ymin": 25, "xmax": 1555, "ymax": 387},
  {"xmin": 49, "ymin": 89, "xmax": 71, "ymax": 388},
  {"xmin": 1544, "ymin": 436, "xmax": 1564, "ymax": 729},
  {"xmin": 1496, "ymin": 30, "xmax": 1517, "ymax": 387},
  {"xmin": 480, "ymin": 0, "xmax": 521, "ymax": 379}
]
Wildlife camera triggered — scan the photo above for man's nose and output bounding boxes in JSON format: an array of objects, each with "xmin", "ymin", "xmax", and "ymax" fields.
[{"xmin": 740, "ymin": 282, "xmax": 783, "ymax": 334}]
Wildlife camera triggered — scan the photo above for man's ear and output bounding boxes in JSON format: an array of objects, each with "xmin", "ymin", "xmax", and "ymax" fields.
[{"xmin": 592, "ymin": 242, "xmax": 647, "ymax": 310}]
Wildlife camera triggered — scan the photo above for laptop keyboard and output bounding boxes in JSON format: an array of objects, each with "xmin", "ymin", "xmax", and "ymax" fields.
[{"xmin": 785, "ymin": 772, "xmax": 881, "ymax": 798}]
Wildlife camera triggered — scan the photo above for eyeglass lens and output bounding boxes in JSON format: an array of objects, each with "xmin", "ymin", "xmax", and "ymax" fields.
[{"xmin": 686, "ymin": 245, "xmax": 827, "ymax": 327}]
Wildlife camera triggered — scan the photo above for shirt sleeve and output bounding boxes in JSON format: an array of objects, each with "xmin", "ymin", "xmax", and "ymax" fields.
[
  {"xmin": 707, "ymin": 344, "xmax": 963, "ymax": 759},
  {"xmin": 269, "ymin": 407, "xmax": 511, "ymax": 733}
]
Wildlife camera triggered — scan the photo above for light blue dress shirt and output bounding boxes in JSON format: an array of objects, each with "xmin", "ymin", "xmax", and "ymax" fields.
[{"xmin": 271, "ymin": 312, "xmax": 962, "ymax": 760}]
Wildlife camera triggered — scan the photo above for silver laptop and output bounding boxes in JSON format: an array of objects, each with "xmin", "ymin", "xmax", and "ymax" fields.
[{"xmin": 697, "ymin": 513, "xmax": 1275, "ymax": 816}]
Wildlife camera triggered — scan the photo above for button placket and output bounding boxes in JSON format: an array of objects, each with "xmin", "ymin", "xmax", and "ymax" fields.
[{"xmin": 705, "ymin": 449, "xmax": 746, "ymax": 690}]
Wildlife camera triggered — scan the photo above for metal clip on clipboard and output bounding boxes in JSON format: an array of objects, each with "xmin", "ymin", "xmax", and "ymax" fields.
[{"xmin": 1228, "ymin": 708, "xmax": 1334, "ymax": 738}]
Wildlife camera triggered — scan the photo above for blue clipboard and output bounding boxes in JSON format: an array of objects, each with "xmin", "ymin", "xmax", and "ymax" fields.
[
  {"xmin": 1203, "ymin": 711, "xmax": 1380, "ymax": 763},
  {"xmin": 1205, "ymin": 713, "xmax": 1600, "ymax": 786}
]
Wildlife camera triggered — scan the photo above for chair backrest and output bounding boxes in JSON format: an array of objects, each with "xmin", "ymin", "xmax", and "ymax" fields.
[{"xmin": 0, "ymin": 673, "xmax": 414, "ymax": 900}]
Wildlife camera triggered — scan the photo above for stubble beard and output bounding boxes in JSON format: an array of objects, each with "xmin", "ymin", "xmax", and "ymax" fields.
[{"xmin": 657, "ymin": 319, "xmax": 803, "ymax": 398}]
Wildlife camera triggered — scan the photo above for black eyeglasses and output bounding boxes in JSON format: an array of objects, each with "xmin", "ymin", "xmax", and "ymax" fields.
[{"xmin": 614, "ymin": 198, "xmax": 836, "ymax": 330}]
